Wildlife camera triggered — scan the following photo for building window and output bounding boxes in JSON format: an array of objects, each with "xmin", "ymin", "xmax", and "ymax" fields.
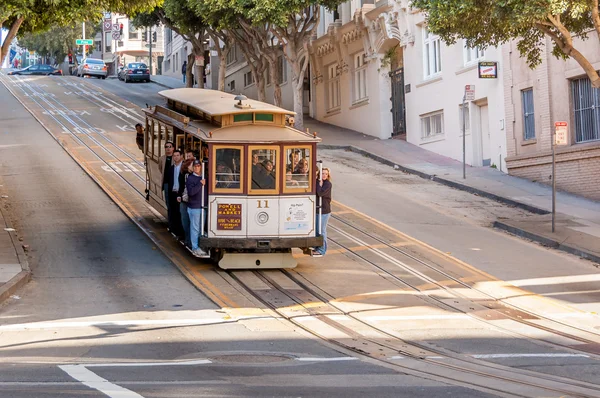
[
  {"xmin": 128, "ymin": 22, "xmax": 138, "ymax": 40},
  {"xmin": 459, "ymin": 104, "xmax": 470, "ymax": 133},
  {"xmin": 572, "ymin": 77, "xmax": 600, "ymax": 143},
  {"xmin": 353, "ymin": 52, "xmax": 368, "ymax": 103},
  {"xmin": 229, "ymin": 80, "xmax": 236, "ymax": 91},
  {"xmin": 277, "ymin": 55, "xmax": 287, "ymax": 84},
  {"xmin": 522, "ymin": 88, "xmax": 535, "ymax": 140},
  {"xmin": 463, "ymin": 42, "xmax": 484, "ymax": 65},
  {"xmin": 244, "ymin": 70, "xmax": 255, "ymax": 87},
  {"xmin": 420, "ymin": 111, "xmax": 444, "ymax": 139},
  {"xmin": 226, "ymin": 45, "xmax": 237, "ymax": 65},
  {"xmin": 423, "ymin": 27, "xmax": 442, "ymax": 79},
  {"xmin": 327, "ymin": 63, "xmax": 341, "ymax": 111}
]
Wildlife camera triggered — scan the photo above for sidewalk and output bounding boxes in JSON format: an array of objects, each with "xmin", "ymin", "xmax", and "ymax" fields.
[
  {"xmin": 150, "ymin": 75, "xmax": 189, "ymax": 89},
  {"xmin": 148, "ymin": 79, "xmax": 600, "ymax": 263},
  {"xmin": 0, "ymin": 190, "xmax": 31, "ymax": 304}
]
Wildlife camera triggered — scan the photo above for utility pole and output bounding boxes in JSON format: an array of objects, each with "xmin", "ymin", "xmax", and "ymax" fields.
[
  {"xmin": 82, "ymin": 22, "xmax": 86, "ymax": 57},
  {"xmin": 149, "ymin": 27, "xmax": 153, "ymax": 75}
]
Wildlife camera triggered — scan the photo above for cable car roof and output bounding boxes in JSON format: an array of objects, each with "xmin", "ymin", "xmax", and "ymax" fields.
[{"xmin": 158, "ymin": 88, "xmax": 296, "ymax": 116}]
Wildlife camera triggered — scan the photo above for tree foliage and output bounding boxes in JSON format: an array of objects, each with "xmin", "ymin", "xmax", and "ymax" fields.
[
  {"xmin": 0, "ymin": 0, "xmax": 161, "ymax": 66},
  {"xmin": 131, "ymin": 0, "xmax": 207, "ymax": 88},
  {"xmin": 411, "ymin": 0, "xmax": 600, "ymax": 87},
  {"xmin": 19, "ymin": 22, "xmax": 98, "ymax": 65}
]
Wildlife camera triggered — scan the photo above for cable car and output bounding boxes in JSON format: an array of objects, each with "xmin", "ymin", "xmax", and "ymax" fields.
[{"xmin": 142, "ymin": 88, "xmax": 323, "ymax": 269}]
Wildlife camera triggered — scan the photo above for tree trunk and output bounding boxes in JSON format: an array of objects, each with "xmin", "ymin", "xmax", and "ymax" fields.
[
  {"xmin": 218, "ymin": 53, "xmax": 226, "ymax": 92},
  {"xmin": 284, "ymin": 44, "xmax": 309, "ymax": 131},
  {"xmin": 268, "ymin": 58, "xmax": 282, "ymax": 107},
  {"xmin": 192, "ymin": 45, "xmax": 204, "ymax": 89},
  {"xmin": 186, "ymin": 53, "xmax": 194, "ymax": 88},
  {"xmin": 0, "ymin": 17, "xmax": 24, "ymax": 67}
]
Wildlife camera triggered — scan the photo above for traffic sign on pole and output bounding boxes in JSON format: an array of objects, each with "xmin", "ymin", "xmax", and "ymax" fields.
[
  {"xmin": 555, "ymin": 121, "xmax": 568, "ymax": 146},
  {"xmin": 465, "ymin": 85, "xmax": 476, "ymax": 101},
  {"xmin": 103, "ymin": 21, "xmax": 112, "ymax": 31},
  {"xmin": 76, "ymin": 39, "xmax": 93, "ymax": 45},
  {"xmin": 112, "ymin": 31, "xmax": 120, "ymax": 40}
]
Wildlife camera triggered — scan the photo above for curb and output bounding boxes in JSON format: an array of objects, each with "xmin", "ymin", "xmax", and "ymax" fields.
[
  {"xmin": 493, "ymin": 220, "xmax": 600, "ymax": 264},
  {"xmin": 319, "ymin": 144, "xmax": 550, "ymax": 215},
  {"xmin": 150, "ymin": 79, "xmax": 181, "ymax": 90},
  {"xmin": 0, "ymin": 195, "xmax": 32, "ymax": 305}
]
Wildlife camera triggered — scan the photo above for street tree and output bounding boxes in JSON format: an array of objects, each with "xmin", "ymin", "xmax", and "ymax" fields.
[
  {"xmin": 0, "ymin": 0, "xmax": 159, "ymax": 70},
  {"xmin": 206, "ymin": 28, "xmax": 235, "ymax": 92},
  {"xmin": 19, "ymin": 22, "xmax": 98, "ymax": 68},
  {"xmin": 411, "ymin": 0, "xmax": 600, "ymax": 88},
  {"xmin": 132, "ymin": 0, "xmax": 207, "ymax": 89}
]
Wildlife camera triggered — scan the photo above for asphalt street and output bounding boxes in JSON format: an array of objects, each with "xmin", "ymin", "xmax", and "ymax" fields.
[
  {"xmin": 0, "ymin": 75, "xmax": 502, "ymax": 397},
  {"xmin": 1, "ymin": 74, "xmax": 600, "ymax": 397}
]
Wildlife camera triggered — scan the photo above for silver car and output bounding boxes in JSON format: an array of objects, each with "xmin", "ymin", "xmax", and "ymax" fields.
[{"xmin": 77, "ymin": 58, "xmax": 108, "ymax": 79}]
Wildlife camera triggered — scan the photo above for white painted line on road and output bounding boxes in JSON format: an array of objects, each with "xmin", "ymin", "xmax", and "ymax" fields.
[
  {"xmin": 0, "ymin": 380, "xmax": 228, "ymax": 387},
  {"xmin": 85, "ymin": 359, "xmax": 212, "ymax": 367},
  {"xmin": 59, "ymin": 365, "xmax": 143, "ymax": 398},
  {"xmin": 509, "ymin": 274, "xmax": 600, "ymax": 287},
  {"xmin": 388, "ymin": 355, "xmax": 405, "ymax": 360},
  {"xmin": 295, "ymin": 357, "xmax": 359, "ymax": 362},
  {"xmin": 425, "ymin": 356, "xmax": 445, "ymax": 359},
  {"xmin": 363, "ymin": 314, "xmax": 471, "ymax": 321},
  {"xmin": 0, "ymin": 317, "xmax": 246, "ymax": 331},
  {"xmin": 471, "ymin": 353, "xmax": 590, "ymax": 359}
]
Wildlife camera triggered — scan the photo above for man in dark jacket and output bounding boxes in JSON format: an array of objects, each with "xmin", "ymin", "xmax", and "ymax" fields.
[{"xmin": 186, "ymin": 160, "xmax": 209, "ymax": 258}]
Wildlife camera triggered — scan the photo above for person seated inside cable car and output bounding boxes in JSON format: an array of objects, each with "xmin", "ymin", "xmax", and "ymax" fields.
[
  {"xmin": 293, "ymin": 159, "xmax": 310, "ymax": 188},
  {"xmin": 216, "ymin": 162, "xmax": 234, "ymax": 188},
  {"xmin": 286, "ymin": 164, "xmax": 299, "ymax": 187},
  {"xmin": 252, "ymin": 159, "xmax": 275, "ymax": 190}
]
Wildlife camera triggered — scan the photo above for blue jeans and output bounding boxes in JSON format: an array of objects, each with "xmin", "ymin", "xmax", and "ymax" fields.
[
  {"xmin": 315, "ymin": 213, "xmax": 330, "ymax": 255},
  {"xmin": 180, "ymin": 202, "xmax": 191, "ymax": 247},
  {"xmin": 182, "ymin": 74, "xmax": 186, "ymax": 83},
  {"xmin": 163, "ymin": 183, "xmax": 171, "ymax": 228},
  {"xmin": 188, "ymin": 207, "xmax": 203, "ymax": 251}
]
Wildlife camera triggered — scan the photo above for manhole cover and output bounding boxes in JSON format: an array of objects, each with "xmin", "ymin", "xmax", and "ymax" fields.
[{"xmin": 209, "ymin": 354, "xmax": 291, "ymax": 364}]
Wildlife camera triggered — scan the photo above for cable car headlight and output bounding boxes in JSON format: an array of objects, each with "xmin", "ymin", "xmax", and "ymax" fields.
[{"xmin": 256, "ymin": 212, "xmax": 269, "ymax": 225}]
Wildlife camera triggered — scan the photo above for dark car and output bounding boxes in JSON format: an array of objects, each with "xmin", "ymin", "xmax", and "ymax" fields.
[
  {"xmin": 8, "ymin": 65, "xmax": 63, "ymax": 76},
  {"xmin": 118, "ymin": 62, "xmax": 150, "ymax": 83}
]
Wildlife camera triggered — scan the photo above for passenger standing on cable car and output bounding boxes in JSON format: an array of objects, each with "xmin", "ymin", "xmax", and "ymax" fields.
[
  {"xmin": 169, "ymin": 149, "xmax": 184, "ymax": 239},
  {"xmin": 186, "ymin": 160, "xmax": 210, "ymax": 258},
  {"xmin": 135, "ymin": 123, "xmax": 144, "ymax": 153},
  {"xmin": 177, "ymin": 152, "xmax": 194, "ymax": 248},
  {"xmin": 312, "ymin": 167, "xmax": 332, "ymax": 258},
  {"xmin": 159, "ymin": 141, "xmax": 174, "ymax": 230}
]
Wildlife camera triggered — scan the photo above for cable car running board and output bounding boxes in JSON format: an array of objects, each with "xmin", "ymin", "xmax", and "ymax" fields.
[{"xmin": 219, "ymin": 252, "xmax": 297, "ymax": 270}]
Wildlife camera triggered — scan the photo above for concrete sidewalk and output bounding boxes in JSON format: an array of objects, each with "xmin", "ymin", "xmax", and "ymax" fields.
[
  {"xmin": 146, "ymin": 78, "xmax": 600, "ymax": 264},
  {"xmin": 0, "ymin": 188, "xmax": 30, "ymax": 304},
  {"xmin": 151, "ymin": 75, "xmax": 189, "ymax": 90}
]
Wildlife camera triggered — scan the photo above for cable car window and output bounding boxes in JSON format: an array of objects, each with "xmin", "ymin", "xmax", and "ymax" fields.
[
  {"xmin": 249, "ymin": 146, "xmax": 279, "ymax": 194},
  {"xmin": 153, "ymin": 120, "xmax": 160, "ymax": 159},
  {"xmin": 285, "ymin": 146, "xmax": 312, "ymax": 191},
  {"xmin": 233, "ymin": 113, "xmax": 253, "ymax": 123},
  {"xmin": 214, "ymin": 147, "xmax": 242, "ymax": 192},
  {"xmin": 255, "ymin": 113, "xmax": 274, "ymax": 122}
]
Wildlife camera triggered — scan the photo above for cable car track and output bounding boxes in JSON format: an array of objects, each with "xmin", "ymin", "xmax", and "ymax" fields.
[
  {"xmin": 1, "ymin": 75, "xmax": 147, "ymax": 198},
  {"xmin": 227, "ymin": 268, "xmax": 600, "ymax": 398},
  {"xmin": 327, "ymin": 214, "xmax": 600, "ymax": 350}
]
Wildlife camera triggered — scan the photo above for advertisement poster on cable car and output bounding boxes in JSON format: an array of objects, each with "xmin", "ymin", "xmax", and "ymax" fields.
[{"xmin": 280, "ymin": 198, "xmax": 314, "ymax": 234}]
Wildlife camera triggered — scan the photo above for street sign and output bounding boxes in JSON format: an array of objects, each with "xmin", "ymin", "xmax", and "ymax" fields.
[
  {"xmin": 465, "ymin": 85, "xmax": 475, "ymax": 101},
  {"xmin": 103, "ymin": 12, "xmax": 111, "ymax": 19},
  {"xmin": 555, "ymin": 121, "xmax": 568, "ymax": 145},
  {"xmin": 210, "ymin": 50, "xmax": 218, "ymax": 57},
  {"xmin": 196, "ymin": 55, "xmax": 204, "ymax": 66},
  {"xmin": 103, "ymin": 21, "xmax": 112, "ymax": 31},
  {"xmin": 76, "ymin": 39, "xmax": 93, "ymax": 45},
  {"xmin": 144, "ymin": 43, "xmax": 157, "ymax": 48},
  {"xmin": 112, "ymin": 31, "xmax": 121, "ymax": 40},
  {"xmin": 478, "ymin": 61, "xmax": 498, "ymax": 79}
]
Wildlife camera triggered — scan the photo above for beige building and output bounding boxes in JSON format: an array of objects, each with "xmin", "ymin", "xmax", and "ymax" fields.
[
  {"xmin": 504, "ymin": 35, "xmax": 600, "ymax": 200},
  {"xmin": 310, "ymin": 0, "xmax": 507, "ymax": 169}
]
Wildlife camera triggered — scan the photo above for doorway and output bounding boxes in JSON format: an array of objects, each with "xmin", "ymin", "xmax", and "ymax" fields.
[
  {"xmin": 480, "ymin": 104, "xmax": 491, "ymax": 166},
  {"xmin": 390, "ymin": 67, "xmax": 406, "ymax": 138}
]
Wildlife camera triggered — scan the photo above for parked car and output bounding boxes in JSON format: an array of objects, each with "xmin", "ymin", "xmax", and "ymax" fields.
[
  {"xmin": 77, "ymin": 58, "xmax": 108, "ymax": 79},
  {"xmin": 118, "ymin": 62, "xmax": 150, "ymax": 83},
  {"xmin": 8, "ymin": 65, "xmax": 63, "ymax": 76}
]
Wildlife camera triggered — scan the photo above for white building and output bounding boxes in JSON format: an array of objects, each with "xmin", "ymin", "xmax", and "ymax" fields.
[
  {"xmin": 94, "ymin": 15, "xmax": 163, "ymax": 75},
  {"xmin": 161, "ymin": 29, "xmax": 216, "ymax": 88},
  {"xmin": 310, "ymin": 0, "xmax": 507, "ymax": 169}
]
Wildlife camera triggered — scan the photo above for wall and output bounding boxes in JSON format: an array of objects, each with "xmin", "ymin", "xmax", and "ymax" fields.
[{"xmin": 505, "ymin": 34, "xmax": 600, "ymax": 199}]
